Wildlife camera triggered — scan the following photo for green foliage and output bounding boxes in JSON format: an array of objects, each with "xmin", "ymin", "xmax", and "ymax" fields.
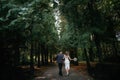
[
  {"xmin": 0, "ymin": 0, "xmax": 58, "ymax": 49},
  {"xmin": 59, "ymin": 0, "xmax": 120, "ymax": 49},
  {"xmin": 1, "ymin": 0, "xmax": 120, "ymax": 65}
]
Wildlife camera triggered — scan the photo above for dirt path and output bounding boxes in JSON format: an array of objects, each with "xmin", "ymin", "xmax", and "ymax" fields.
[{"xmin": 34, "ymin": 63, "xmax": 93, "ymax": 80}]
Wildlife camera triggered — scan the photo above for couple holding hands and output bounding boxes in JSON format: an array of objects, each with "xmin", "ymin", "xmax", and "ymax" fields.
[{"xmin": 56, "ymin": 51, "xmax": 77, "ymax": 76}]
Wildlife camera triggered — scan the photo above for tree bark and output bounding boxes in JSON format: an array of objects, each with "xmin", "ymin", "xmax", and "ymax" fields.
[
  {"xmin": 37, "ymin": 43, "xmax": 41, "ymax": 67},
  {"xmin": 30, "ymin": 41, "xmax": 34, "ymax": 74},
  {"xmin": 84, "ymin": 48, "xmax": 93, "ymax": 74}
]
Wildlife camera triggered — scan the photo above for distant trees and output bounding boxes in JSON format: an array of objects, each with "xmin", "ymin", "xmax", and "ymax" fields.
[{"xmin": 59, "ymin": 0, "xmax": 120, "ymax": 70}]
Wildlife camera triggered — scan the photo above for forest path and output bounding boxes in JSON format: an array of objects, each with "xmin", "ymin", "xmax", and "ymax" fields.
[{"xmin": 34, "ymin": 63, "xmax": 93, "ymax": 80}]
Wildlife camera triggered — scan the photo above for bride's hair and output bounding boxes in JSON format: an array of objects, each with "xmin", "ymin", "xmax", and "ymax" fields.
[{"xmin": 65, "ymin": 51, "xmax": 69, "ymax": 56}]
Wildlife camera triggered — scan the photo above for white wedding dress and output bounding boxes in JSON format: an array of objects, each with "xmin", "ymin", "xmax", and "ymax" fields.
[{"xmin": 64, "ymin": 55, "xmax": 70, "ymax": 69}]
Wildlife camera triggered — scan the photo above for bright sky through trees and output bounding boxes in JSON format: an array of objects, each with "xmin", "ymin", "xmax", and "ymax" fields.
[{"xmin": 53, "ymin": 0, "xmax": 61, "ymax": 39}]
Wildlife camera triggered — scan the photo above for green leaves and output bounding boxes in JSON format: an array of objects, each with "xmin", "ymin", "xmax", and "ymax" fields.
[
  {"xmin": 59, "ymin": 0, "xmax": 120, "ymax": 49},
  {"xmin": 0, "ymin": 0, "xmax": 58, "ymax": 50}
]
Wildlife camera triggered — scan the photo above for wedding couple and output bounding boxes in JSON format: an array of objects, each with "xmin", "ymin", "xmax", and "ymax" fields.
[{"xmin": 56, "ymin": 51, "xmax": 77, "ymax": 76}]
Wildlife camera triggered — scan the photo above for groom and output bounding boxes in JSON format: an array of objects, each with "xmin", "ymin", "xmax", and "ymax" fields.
[{"xmin": 56, "ymin": 51, "xmax": 64, "ymax": 76}]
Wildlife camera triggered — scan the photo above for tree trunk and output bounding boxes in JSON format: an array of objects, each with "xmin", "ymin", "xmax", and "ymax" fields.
[
  {"xmin": 94, "ymin": 34, "xmax": 103, "ymax": 63},
  {"xmin": 112, "ymin": 39, "xmax": 118, "ymax": 57},
  {"xmin": 37, "ymin": 43, "xmax": 41, "ymax": 67},
  {"xmin": 71, "ymin": 47, "xmax": 79, "ymax": 66},
  {"xmin": 14, "ymin": 45, "xmax": 20, "ymax": 67},
  {"xmin": 88, "ymin": 47, "xmax": 94, "ymax": 62},
  {"xmin": 34, "ymin": 41, "xmax": 37, "ymax": 63},
  {"xmin": 44, "ymin": 46, "xmax": 47, "ymax": 65},
  {"xmin": 41, "ymin": 44, "xmax": 45, "ymax": 65},
  {"xmin": 84, "ymin": 48, "xmax": 92, "ymax": 74},
  {"xmin": 50, "ymin": 52, "xmax": 52, "ymax": 63},
  {"xmin": 30, "ymin": 41, "xmax": 34, "ymax": 74}
]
